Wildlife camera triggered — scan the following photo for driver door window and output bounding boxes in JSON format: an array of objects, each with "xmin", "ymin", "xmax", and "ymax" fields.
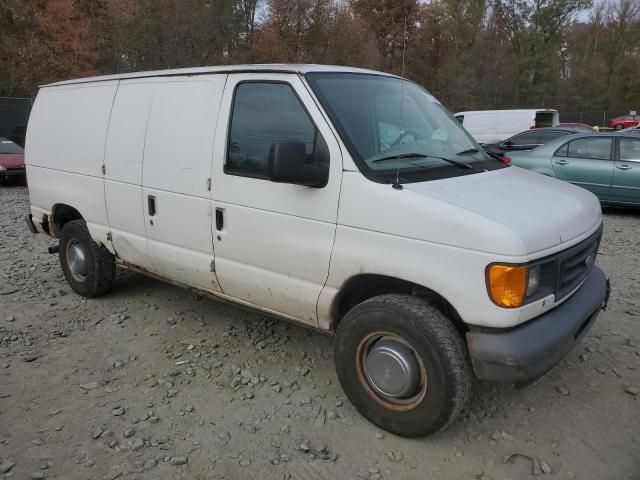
[{"xmin": 226, "ymin": 82, "xmax": 317, "ymax": 178}]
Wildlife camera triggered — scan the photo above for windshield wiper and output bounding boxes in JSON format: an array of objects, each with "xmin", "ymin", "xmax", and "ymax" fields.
[
  {"xmin": 372, "ymin": 152, "xmax": 474, "ymax": 170},
  {"xmin": 456, "ymin": 148, "xmax": 480, "ymax": 155},
  {"xmin": 371, "ymin": 152, "xmax": 428, "ymax": 163}
]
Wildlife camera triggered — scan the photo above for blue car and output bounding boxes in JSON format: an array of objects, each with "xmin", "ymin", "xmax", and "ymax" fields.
[{"xmin": 507, "ymin": 133, "xmax": 640, "ymax": 206}]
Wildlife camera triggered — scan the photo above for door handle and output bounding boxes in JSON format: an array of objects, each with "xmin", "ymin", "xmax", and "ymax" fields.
[
  {"xmin": 215, "ymin": 208, "xmax": 224, "ymax": 231},
  {"xmin": 148, "ymin": 195, "xmax": 156, "ymax": 216},
  {"xmin": 554, "ymin": 159, "xmax": 569, "ymax": 165},
  {"xmin": 616, "ymin": 164, "xmax": 631, "ymax": 170}
]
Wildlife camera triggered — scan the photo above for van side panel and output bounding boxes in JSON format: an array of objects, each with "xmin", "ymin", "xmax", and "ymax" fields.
[
  {"xmin": 142, "ymin": 77, "xmax": 224, "ymax": 195},
  {"xmin": 463, "ymin": 112, "xmax": 497, "ymax": 144},
  {"xmin": 103, "ymin": 80, "xmax": 156, "ymax": 270},
  {"xmin": 26, "ymin": 167, "xmax": 108, "ymax": 238},
  {"xmin": 141, "ymin": 76, "xmax": 225, "ymax": 291},
  {"xmin": 26, "ymin": 82, "xmax": 118, "ymax": 243},
  {"xmin": 495, "ymin": 111, "xmax": 530, "ymax": 141}
]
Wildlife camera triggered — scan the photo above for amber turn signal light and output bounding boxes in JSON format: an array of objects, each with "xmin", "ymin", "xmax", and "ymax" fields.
[{"xmin": 487, "ymin": 264, "xmax": 528, "ymax": 308}]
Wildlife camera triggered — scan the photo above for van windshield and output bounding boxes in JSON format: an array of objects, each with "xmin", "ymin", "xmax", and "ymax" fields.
[{"xmin": 306, "ymin": 73, "xmax": 503, "ymax": 183}]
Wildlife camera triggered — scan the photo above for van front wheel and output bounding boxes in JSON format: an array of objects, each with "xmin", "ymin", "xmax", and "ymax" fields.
[
  {"xmin": 59, "ymin": 220, "xmax": 115, "ymax": 297},
  {"xmin": 334, "ymin": 294, "xmax": 470, "ymax": 437}
]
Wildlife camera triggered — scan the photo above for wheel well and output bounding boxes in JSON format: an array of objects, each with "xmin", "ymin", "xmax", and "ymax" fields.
[
  {"xmin": 331, "ymin": 274, "xmax": 467, "ymax": 334},
  {"xmin": 50, "ymin": 204, "xmax": 84, "ymax": 236}
]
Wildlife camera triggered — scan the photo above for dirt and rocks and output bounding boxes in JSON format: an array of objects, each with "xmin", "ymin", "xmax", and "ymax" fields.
[{"xmin": 1, "ymin": 183, "xmax": 639, "ymax": 480}]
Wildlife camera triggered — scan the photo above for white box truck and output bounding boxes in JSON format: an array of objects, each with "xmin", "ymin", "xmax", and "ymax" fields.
[
  {"xmin": 455, "ymin": 109, "xmax": 560, "ymax": 144},
  {"xmin": 24, "ymin": 65, "xmax": 608, "ymax": 437}
]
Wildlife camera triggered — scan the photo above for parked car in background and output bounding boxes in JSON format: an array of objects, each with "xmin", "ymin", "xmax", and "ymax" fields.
[
  {"xmin": 608, "ymin": 114, "xmax": 640, "ymax": 130},
  {"xmin": 0, "ymin": 137, "xmax": 25, "ymax": 182},
  {"xmin": 559, "ymin": 123, "xmax": 595, "ymax": 132},
  {"xmin": 482, "ymin": 127, "xmax": 580, "ymax": 157},
  {"xmin": 454, "ymin": 109, "xmax": 559, "ymax": 144},
  {"xmin": 507, "ymin": 133, "xmax": 640, "ymax": 206}
]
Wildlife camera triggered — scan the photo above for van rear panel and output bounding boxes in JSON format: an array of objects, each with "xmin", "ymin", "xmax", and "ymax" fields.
[
  {"xmin": 26, "ymin": 82, "xmax": 118, "ymax": 241},
  {"xmin": 26, "ymin": 82, "xmax": 118, "ymax": 177}
]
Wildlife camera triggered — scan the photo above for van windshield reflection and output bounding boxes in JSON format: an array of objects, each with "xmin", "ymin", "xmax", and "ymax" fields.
[{"xmin": 306, "ymin": 73, "xmax": 501, "ymax": 181}]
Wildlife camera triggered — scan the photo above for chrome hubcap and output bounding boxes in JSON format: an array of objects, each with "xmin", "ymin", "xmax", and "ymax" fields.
[
  {"xmin": 363, "ymin": 338, "xmax": 420, "ymax": 399},
  {"xmin": 67, "ymin": 241, "xmax": 88, "ymax": 278}
]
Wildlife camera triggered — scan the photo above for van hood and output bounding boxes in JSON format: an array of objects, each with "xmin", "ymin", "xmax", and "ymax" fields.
[{"xmin": 403, "ymin": 166, "xmax": 602, "ymax": 254}]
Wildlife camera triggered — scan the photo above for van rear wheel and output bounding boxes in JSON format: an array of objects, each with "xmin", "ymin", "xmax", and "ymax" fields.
[
  {"xmin": 59, "ymin": 220, "xmax": 115, "ymax": 297},
  {"xmin": 334, "ymin": 294, "xmax": 470, "ymax": 437}
]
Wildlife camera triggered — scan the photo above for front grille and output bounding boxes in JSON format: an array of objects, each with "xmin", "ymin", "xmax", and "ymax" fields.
[{"xmin": 555, "ymin": 225, "xmax": 602, "ymax": 301}]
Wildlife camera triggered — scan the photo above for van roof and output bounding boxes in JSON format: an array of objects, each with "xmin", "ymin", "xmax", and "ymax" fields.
[
  {"xmin": 42, "ymin": 64, "xmax": 399, "ymax": 88},
  {"xmin": 455, "ymin": 109, "xmax": 558, "ymax": 115}
]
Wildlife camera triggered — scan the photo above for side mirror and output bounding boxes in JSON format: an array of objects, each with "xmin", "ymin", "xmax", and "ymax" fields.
[{"xmin": 267, "ymin": 142, "xmax": 328, "ymax": 188}]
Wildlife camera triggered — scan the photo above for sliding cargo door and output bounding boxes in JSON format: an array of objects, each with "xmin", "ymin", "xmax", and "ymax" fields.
[
  {"xmin": 141, "ymin": 75, "xmax": 226, "ymax": 292},
  {"xmin": 104, "ymin": 79, "xmax": 155, "ymax": 271}
]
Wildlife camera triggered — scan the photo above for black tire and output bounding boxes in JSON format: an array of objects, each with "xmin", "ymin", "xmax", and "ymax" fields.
[
  {"xmin": 59, "ymin": 220, "xmax": 115, "ymax": 297},
  {"xmin": 334, "ymin": 294, "xmax": 471, "ymax": 437},
  {"xmin": 614, "ymin": 124, "xmax": 623, "ymax": 130}
]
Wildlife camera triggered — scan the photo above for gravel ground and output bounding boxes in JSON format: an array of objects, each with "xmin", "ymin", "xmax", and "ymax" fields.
[{"xmin": 1, "ymin": 184, "xmax": 639, "ymax": 480}]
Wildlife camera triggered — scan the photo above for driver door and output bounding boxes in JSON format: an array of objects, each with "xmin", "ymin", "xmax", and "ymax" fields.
[{"xmin": 210, "ymin": 74, "xmax": 343, "ymax": 324}]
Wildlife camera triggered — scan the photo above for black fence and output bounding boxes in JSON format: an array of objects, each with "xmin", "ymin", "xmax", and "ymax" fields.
[
  {"xmin": 559, "ymin": 111, "xmax": 632, "ymax": 127},
  {"xmin": 0, "ymin": 97, "xmax": 33, "ymax": 146}
]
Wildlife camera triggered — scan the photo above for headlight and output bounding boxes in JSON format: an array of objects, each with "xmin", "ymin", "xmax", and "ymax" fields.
[
  {"xmin": 487, "ymin": 264, "xmax": 528, "ymax": 308},
  {"xmin": 487, "ymin": 261, "xmax": 556, "ymax": 308},
  {"xmin": 527, "ymin": 265, "xmax": 540, "ymax": 296},
  {"xmin": 0, "ymin": 165, "xmax": 6, "ymax": 172}
]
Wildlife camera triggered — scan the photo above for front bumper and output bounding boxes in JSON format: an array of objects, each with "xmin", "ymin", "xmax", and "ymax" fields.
[{"xmin": 467, "ymin": 265, "xmax": 608, "ymax": 384}]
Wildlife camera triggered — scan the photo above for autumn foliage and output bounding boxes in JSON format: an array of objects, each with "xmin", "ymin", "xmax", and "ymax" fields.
[{"xmin": 1, "ymin": 0, "xmax": 640, "ymax": 112}]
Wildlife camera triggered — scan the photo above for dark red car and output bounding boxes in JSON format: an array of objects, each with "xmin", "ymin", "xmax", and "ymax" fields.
[
  {"xmin": 608, "ymin": 114, "xmax": 640, "ymax": 130},
  {"xmin": 0, "ymin": 137, "xmax": 25, "ymax": 182}
]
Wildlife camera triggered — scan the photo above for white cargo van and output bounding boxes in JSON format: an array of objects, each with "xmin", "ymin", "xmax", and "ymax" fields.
[
  {"xmin": 455, "ymin": 109, "xmax": 560, "ymax": 144},
  {"xmin": 25, "ymin": 65, "xmax": 608, "ymax": 437}
]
